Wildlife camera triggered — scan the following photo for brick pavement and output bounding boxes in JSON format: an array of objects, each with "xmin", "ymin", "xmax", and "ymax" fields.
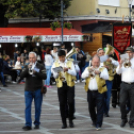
[{"xmin": 0, "ymin": 83, "xmax": 134, "ymax": 134}]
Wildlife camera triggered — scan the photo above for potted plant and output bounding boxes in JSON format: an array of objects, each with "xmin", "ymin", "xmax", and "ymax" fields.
[
  {"xmin": 50, "ymin": 21, "xmax": 60, "ymax": 31},
  {"xmin": 63, "ymin": 21, "xmax": 72, "ymax": 30}
]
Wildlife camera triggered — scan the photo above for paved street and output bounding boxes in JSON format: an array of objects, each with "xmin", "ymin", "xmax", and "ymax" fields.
[{"xmin": 0, "ymin": 83, "xmax": 134, "ymax": 134}]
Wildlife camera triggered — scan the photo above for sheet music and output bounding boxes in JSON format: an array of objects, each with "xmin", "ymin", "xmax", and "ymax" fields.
[
  {"xmin": 53, "ymin": 66, "xmax": 63, "ymax": 72},
  {"xmin": 120, "ymin": 53, "xmax": 129, "ymax": 61}
]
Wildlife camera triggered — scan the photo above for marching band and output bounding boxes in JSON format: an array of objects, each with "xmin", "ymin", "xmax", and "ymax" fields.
[
  {"xmin": 20, "ymin": 45, "xmax": 134, "ymax": 131},
  {"xmin": 50, "ymin": 45, "xmax": 134, "ymax": 130}
]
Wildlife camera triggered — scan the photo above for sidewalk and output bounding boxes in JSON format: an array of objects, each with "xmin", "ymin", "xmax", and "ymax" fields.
[{"xmin": 0, "ymin": 83, "xmax": 133, "ymax": 134}]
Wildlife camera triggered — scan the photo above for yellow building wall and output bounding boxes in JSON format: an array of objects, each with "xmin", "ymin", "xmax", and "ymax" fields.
[
  {"xmin": 66, "ymin": 0, "xmax": 96, "ymax": 16},
  {"xmin": 83, "ymin": 33, "xmax": 102, "ymax": 55},
  {"xmin": 66, "ymin": 0, "xmax": 130, "ymax": 18},
  {"xmin": 96, "ymin": 0, "xmax": 129, "ymax": 17}
]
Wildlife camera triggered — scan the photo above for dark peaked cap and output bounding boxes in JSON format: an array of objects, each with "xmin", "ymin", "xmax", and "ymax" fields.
[{"xmin": 125, "ymin": 47, "xmax": 134, "ymax": 52}]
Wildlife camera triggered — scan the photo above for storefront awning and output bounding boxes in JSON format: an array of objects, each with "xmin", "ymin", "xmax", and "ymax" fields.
[{"xmin": 0, "ymin": 28, "xmax": 83, "ymax": 43}]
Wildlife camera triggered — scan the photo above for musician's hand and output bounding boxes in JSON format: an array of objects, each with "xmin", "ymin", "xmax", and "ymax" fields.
[
  {"xmin": 119, "ymin": 60, "xmax": 123, "ymax": 68},
  {"xmin": 89, "ymin": 67, "xmax": 94, "ymax": 72},
  {"xmin": 104, "ymin": 65, "xmax": 109, "ymax": 69},
  {"xmin": 33, "ymin": 70, "xmax": 36, "ymax": 74},
  {"xmin": 106, "ymin": 58, "xmax": 112, "ymax": 62},
  {"xmin": 28, "ymin": 64, "xmax": 32, "ymax": 69},
  {"xmin": 63, "ymin": 67, "xmax": 68, "ymax": 72},
  {"xmin": 95, "ymin": 70, "xmax": 101, "ymax": 75}
]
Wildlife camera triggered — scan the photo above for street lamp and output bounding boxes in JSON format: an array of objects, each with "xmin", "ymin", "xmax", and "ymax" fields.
[
  {"xmin": 128, "ymin": 0, "xmax": 133, "ymax": 22},
  {"xmin": 61, "ymin": 0, "xmax": 64, "ymax": 44}
]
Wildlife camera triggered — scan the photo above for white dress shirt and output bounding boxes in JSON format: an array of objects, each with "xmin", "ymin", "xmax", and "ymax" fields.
[
  {"xmin": 15, "ymin": 61, "xmax": 21, "ymax": 68},
  {"xmin": 116, "ymin": 58, "xmax": 134, "ymax": 83},
  {"xmin": 74, "ymin": 64, "xmax": 80, "ymax": 73},
  {"xmin": 51, "ymin": 60, "xmax": 76, "ymax": 79},
  {"xmin": 31, "ymin": 62, "xmax": 37, "ymax": 70},
  {"xmin": 82, "ymin": 66, "xmax": 109, "ymax": 91}
]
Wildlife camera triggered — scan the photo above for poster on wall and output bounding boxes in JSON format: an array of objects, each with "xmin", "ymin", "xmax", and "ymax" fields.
[{"xmin": 113, "ymin": 23, "xmax": 132, "ymax": 53}]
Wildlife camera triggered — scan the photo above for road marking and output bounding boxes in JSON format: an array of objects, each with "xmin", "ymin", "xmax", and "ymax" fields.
[{"xmin": 1, "ymin": 87, "xmax": 134, "ymax": 133}]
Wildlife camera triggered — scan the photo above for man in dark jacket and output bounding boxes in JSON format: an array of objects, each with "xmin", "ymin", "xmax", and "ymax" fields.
[
  {"xmin": 20, "ymin": 52, "xmax": 46, "ymax": 131},
  {"xmin": 3, "ymin": 55, "xmax": 17, "ymax": 83},
  {"xmin": 0, "ymin": 53, "xmax": 6, "ymax": 87},
  {"xmin": 75, "ymin": 47, "xmax": 86, "ymax": 82}
]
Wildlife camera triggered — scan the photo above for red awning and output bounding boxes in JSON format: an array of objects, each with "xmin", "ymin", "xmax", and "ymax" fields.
[
  {"xmin": 0, "ymin": 28, "xmax": 83, "ymax": 36},
  {"xmin": 0, "ymin": 28, "xmax": 83, "ymax": 43}
]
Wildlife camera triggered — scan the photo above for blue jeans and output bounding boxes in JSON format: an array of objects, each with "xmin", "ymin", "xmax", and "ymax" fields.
[
  {"xmin": 25, "ymin": 89, "xmax": 43, "ymax": 127},
  {"xmin": 87, "ymin": 90, "xmax": 104, "ymax": 127},
  {"xmin": 44, "ymin": 66, "xmax": 51, "ymax": 86},
  {"xmin": 76, "ymin": 71, "xmax": 80, "ymax": 80},
  {"xmin": 0, "ymin": 72, "xmax": 5, "ymax": 85},
  {"xmin": 104, "ymin": 80, "xmax": 113, "ymax": 114}
]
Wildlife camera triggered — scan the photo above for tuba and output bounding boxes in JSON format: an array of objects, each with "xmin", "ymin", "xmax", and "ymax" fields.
[
  {"xmin": 105, "ymin": 44, "xmax": 114, "ymax": 55},
  {"xmin": 104, "ymin": 44, "xmax": 115, "ymax": 69},
  {"xmin": 66, "ymin": 47, "xmax": 78, "ymax": 60}
]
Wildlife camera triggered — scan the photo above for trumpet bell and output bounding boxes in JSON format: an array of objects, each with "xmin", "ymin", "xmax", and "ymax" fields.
[
  {"xmin": 66, "ymin": 47, "xmax": 78, "ymax": 59},
  {"xmin": 105, "ymin": 44, "xmax": 114, "ymax": 55},
  {"xmin": 124, "ymin": 62, "xmax": 131, "ymax": 68}
]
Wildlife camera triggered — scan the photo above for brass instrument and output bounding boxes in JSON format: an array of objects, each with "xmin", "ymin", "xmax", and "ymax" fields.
[
  {"xmin": 104, "ymin": 44, "xmax": 115, "ymax": 71},
  {"xmin": 124, "ymin": 60, "xmax": 131, "ymax": 68},
  {"xmin": 66, "ymin": 47, "xmax": 78, "ymax": 59},
  {"xmin": 88, "ymin": 67, "xmax": 98, "ymax": 79},
  {"xmin": 105, "ymin": 44, "xmax": 114, "ymax": 55},
  {"xmin": 29, "ymin": 63, "xmax": 33, "ymax": 75}
]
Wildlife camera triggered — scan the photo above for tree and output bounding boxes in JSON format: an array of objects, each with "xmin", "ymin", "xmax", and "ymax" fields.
[{"xmin": 0, "ymin": 0, "xmax": 72, "ymax": 27}]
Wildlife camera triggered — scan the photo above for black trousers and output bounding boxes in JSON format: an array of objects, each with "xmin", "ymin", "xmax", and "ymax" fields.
[
  {"xmin": 120, "ymin": 82, "xmax": 134, "ymax": 124},
  {"xmin": 87, "ymin": 90, "xmax": 104, "ymax": 127},
  {"xmin": 4, "ymin": 70, "xmax": 17, "ymax": 81},
  {"xmin": 112, "ymin": 74, "xmax": 121, "ymax": 106},
  {"xmin": 57, "ymin": 83, "xmax": 75, "ymax": 124}
]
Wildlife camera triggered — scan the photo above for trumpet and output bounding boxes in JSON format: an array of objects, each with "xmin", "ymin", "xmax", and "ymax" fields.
[
  {"xmin": 29, "ymin": 63, "xmax": 33, "ymax": 75},
  {"xmin": 124, "ymin": 61, "xmax": 131, "ymax": 68},
  {"xmin": 88, "ymin": 67, "xmax": 98, "ymax": 79}
]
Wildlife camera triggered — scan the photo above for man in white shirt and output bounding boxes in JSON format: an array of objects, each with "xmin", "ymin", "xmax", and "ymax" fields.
[
  {"xmin": 82, "ymin": 55, "xmax": 109, "ymax": 130},
  {"xmin": 15, "ymin": 56, "xmax": 21, "ymax": 68},
  {"xmin": 51, "ymin": 50, "xmax": 76, "ymax": 129},
  {"xmin": 116, "ymin": 47, "xmax": 134, "ymax": 128}
]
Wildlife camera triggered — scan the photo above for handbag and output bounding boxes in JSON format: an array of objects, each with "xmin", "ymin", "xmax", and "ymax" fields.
[{"xmin": 41, "ymin": 86, "xmax": 47, "ymax": 94}]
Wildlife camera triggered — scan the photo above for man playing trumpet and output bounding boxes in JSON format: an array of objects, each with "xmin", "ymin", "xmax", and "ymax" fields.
[
  {"xmin": 82, "ymin": 55, "xmax": 109, "ymax": 130},
  {"xmin": 19, "ymin": 52, "xmax": 46, "ymax": 131},
  {"xmin": 51, "ymin": 50, "xmax": 76, "ymax": 129},
  {"xmin": 116, "ymin": 47, "xmax": 134, "ymax": 128}
]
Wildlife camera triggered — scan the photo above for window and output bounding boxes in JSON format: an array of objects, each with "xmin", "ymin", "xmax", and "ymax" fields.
[{"xmin": 98, "ymin": 0, "xmax": 120, "ymax": 6}]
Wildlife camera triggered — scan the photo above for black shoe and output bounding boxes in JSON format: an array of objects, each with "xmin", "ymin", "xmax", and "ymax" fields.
[
  {"xmin": 69, "ymin": 120, "xmax": 74, "ymax": 128},
  {"xmin": 34, "ymin": 125, "xmax": 39, "ymax": 129},
  {"xmin": 3, "ymin": 85, "xmax": 7, "ymax": 87},
  {"xmin": 120, "ymin": 120, "xmax": 128, "ymax": 127},
  {"xmin": 112, "ymin": 103, "xmax": 116, "ymax": 108},
  {"xmin": 62, "ymin": 124, "xmax": 67, "ymax": 129},
  {"xmin": 104, "ymin": 113, "xmax": 110, "ymax": 117},
  {"xmin": 92, "ymin": 121, "xmax": 96, "ymax": 127},
  {"xmin": 72, "ymin": 116, "xmax": 76, "ymax": 120},
  {"xmin": 22, "ymin": 126, "xmax": 32, "ymax": 131}
]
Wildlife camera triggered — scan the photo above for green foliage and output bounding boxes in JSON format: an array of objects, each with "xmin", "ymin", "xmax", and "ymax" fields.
[
  {"xmin": 0, "ymin": 0, "xmax": 72, "ymax": 19},
  {"xmin": 50, "ymin": 21, "xmax": 60, "ymax": 31},
  {"xmin": 63, "ymin": 21, "xmax": 72, "ymax": 30}
]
